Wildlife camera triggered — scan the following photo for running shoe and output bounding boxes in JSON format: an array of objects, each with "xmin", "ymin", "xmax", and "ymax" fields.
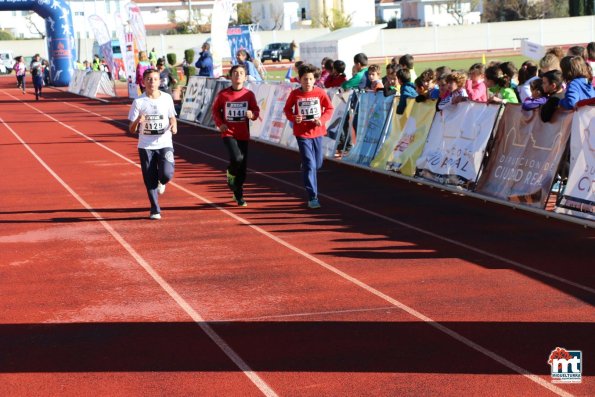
[
  {"xmin": 233, "ymin": 194, "xmax": 247, "ymax": 207},
  {"xmin": 307, "ymin": 198, "xmax": 321, "ymax": 209},
  {"xmin": 149, "ymin": 213, "xmax": 161, "ymax": 220},
  {"xmin": 157, "ymin": 181, "xmax": 166, "ymax": 195}
]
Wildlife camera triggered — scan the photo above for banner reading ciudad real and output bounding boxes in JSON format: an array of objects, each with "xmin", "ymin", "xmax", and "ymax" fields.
[
  {"xmin": 556, "ymin": 105, "xmax": 595, "ymax": 220},
  {"xmin": 476, "ymin": 105, "xmax": 573, "ymax": 208},
  {"xmin": 416, "ymin": 101, "xmax": 501, "ymax": 188}
]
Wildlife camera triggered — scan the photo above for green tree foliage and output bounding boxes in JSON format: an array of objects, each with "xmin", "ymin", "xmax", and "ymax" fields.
[
  {"xmin": 318, "ymin": 9, "xmax": 353, "ymax": 31},
  {"xmin": 569, "ymin": 0, "xmax": 594, "ymax": 15},
  {"xmin": 0, "ymin": 30, "xmax": 14, "ymax": 40},
  {"xmin": 236, "ymin": 3, "xmax": 253, "ymax": 25}
]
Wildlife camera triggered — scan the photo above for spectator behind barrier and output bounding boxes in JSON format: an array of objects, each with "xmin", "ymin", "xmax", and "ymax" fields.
[{"xmin": 465, "ymin": 63, "xmax": 487, "ymax": 102}]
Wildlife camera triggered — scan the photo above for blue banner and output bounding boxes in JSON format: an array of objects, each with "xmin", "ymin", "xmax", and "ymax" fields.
[
  {"xmin": 228, "ymin": 25, "xmax": 255, "ymax": 63},
  {"xmin": 343, "ymin": 92, "xmax": 395, "ymax": 166}
]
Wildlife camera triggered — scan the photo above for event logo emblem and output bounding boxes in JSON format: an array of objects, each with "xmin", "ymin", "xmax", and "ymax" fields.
[
  {"xmin": 53, "ymin": 40, "xmax": 70, "ymax": 58},
  {"xmin": 548, "ymin": 347, "xmax": 582, "ymax": 383}
]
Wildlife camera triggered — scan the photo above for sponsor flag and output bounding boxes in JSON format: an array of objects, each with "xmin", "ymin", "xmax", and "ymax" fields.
[
  {"xmin": 211, "ymin": 0, "xmax": 234, "ymax": 77},
  {"xmin": 88, "ymin": 15, "xmax": 115, "ymax": 81}
]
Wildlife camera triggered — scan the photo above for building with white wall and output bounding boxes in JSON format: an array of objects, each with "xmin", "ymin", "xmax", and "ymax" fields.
[{"xmin": 400, "ymin": 0, "xmax": 480, "ymax": 27}]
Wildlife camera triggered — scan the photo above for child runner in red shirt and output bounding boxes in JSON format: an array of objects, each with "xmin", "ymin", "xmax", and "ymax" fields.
[
  {"xmin": 212, "ymin": 65, "xmax": 260, "ymax": 206},
  {"xmin": 283, "ymin": 64, "xmax": 334, "ymax": 209}
]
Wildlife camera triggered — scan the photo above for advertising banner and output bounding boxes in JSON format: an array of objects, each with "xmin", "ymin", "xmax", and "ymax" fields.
[
  {"xmin": 476, "ymin": 105, "xmax": 573, "ymax": 208},
  {"xmin": 127, "ymin": 2, "xmax": 147, "ymax": 52},
  {"xmin": 228, "ymin": 25, "xmax": 255, "ymax": 61},
  {"xmin": 259, "ymin": 84, "xmax": 292, "ymax": 144},
  {"xmin": 201, "ymin": 79, "xmax": 231, "ymax": 127},
  {"xmin": 416, "ymin": 101, "xmax": 501, "ymax": 188},
  {"xmin": 248, "ymin": 83, "xmax": 276, "ymax": 138},
  {"xmin": 211, "ymin": 0, "xmax": 234, "ymax": 77},
  {"xmin": 370, "ymin": 97, "xmax": 415, "ymax": 170},
  {"xmin": 343, "ymin": 92, "xmax": 395, "ymax": 166},
  {"xmin": 555, "ymin": 106, "xmax": 595, "ymax": 220},
  {"xmin": 382, "ymin": 99, "xmax": 436, "ymax": 176},
  {"xmin": 68, "ymin": 70, "xmax": 87, "ymax": 94},
  {"xmin": 322, "ymin": 89, "xmax": 352, "ymax": 158},
  {"xmin": 88, "ymin": 15, "xmax": 114, "ymax": 81},
  {"xmin": 179, "ymin": 76, "xmax": 207, "ymax": 121},
  {"xmin": 196, "ymin": 78, "xmax": 218, "ymax": 125}
]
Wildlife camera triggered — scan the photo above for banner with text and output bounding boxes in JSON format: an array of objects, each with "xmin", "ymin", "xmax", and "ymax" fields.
[
  {"xmin": 555, "ymin": 106, "xmax": 595, "ymax": 220},
  {"xmin": 382, "ymin": 99, "xmax": 436, "ymax": 176},
  {"xmin": 179, "ymin": 76, "xmax": 207, "ymax": 121},
  {"xmin": 258, "ymin": 84, "xmax": 292, "ymax": 144},
  {"xmin": 417, "ymin": 101, "xmax": 501, "ymax": 188},
  {"xmin": 476, "ymin": 105, "xmax": 572, "ymax": 208},
  {"xmin": 343, "ymin": 92, "xmax": 395, "ymax": 166},
  {"xmin": 248, "ymin": 82, "xmax": 276, "ymax": 138}
]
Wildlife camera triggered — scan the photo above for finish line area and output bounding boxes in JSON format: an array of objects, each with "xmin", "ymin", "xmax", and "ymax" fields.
[{"xmin": 0, "ymin": 75, "xmax": 593, "ymax": 396}]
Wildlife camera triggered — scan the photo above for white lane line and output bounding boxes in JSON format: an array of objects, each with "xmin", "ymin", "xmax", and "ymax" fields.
[
  {"xmin": 0, "ymin": 115, "xmax": 278, "ymax": 397},
  {"xmin": 220, "ymin": 306, "xmax": 399, "ymax": 323},
  {"xmin": 60, "ymin": 101, "xmax": 595, "ymax": 295},
  {"xmin": 11, "ymin": 95, "xmax": 576, "ymax": 396}
]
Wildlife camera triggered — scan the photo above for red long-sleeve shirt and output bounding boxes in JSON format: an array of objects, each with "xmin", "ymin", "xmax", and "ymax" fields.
[
  {"xmin": 283, "ymin": 87, "xmax": 334, "ymax": 138},
  {"xmin": 212, "ymin": 87, "xmax": 260, "ymax": 141}
]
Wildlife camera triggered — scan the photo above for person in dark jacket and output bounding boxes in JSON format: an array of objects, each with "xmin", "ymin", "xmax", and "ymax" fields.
[
  {"xmin": 195, "ymin": 42, "xmax": 214, "ymax": 77},
  {"xmin": 396, "ymin": 68, "xmax": 417, "ymax": 115}
]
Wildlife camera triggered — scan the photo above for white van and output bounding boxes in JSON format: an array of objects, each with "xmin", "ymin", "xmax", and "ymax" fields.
[{"xmin": 0, "ymin": 50, "xmax": 15, "ymax": 74}]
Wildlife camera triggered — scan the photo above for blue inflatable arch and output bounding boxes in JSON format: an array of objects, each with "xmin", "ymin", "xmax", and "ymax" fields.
[{"xmin": 0, "ymin": 0, "xmax": 76, "ymax": 86}]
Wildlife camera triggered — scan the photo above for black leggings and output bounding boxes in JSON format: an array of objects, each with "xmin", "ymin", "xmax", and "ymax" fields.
[{"xmin": 222, "ymin": 137, "xmax": 249, "ymax": 197}]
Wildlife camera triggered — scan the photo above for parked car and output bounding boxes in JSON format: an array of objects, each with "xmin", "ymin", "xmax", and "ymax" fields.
[
  {"xmin": 0, "ymin": 50, "xmax": 15, "ymax": 74},
  {"xmin": 261, "ymin": 42, "xmax": 292, "ymax": 62}
]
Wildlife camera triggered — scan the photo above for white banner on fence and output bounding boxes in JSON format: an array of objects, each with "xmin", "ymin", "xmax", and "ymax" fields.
[
  {"xmin": 322, "ymin": 89, "xmax": 352, "ymax": 158},
  {"xmin": 97, "ymin": 72, "xmax": 116, "ymax": 97},
  {"xmin": 248, "ymin": 82, "xmax": 276, "ymax": 138},
  {"xmin": 556, "ymin": 106, "xmax": 595, "ymax": 220},
  {"xmin": 416, "ymin": 101, "xmax": 501, "ymax": 186},
  {"xmin": 68, "ymin": 70, "xmax": 87, "ymax": 94},
  {"xmin": 179, "ymin": 76, "xmax": 207, "ymax": 121},
  {"xmin": 259, "ymin": 84, "xmax": 292, "ymax": 144}
]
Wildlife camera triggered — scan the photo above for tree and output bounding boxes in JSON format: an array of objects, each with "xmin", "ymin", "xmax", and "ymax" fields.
[
  {"xmin": 316, "ymin": 9, "xmax": 353, "ymax": 30},
  {"xmin": 483, "ymin": 0, "xmax": 568, "ymax": 21},
  {"xmin": 0, "ymin": 30, "xmax": 14, "ymax": 40},
  {"xmin": 236, "ymin": 3, "xmax": 253, "ymax": 25},
  {"xmin": 25, "ymin": 13, "xmax": 45, "ymax": 39},
  {"xmin": 569, "ymin": 0, "xmax": 594, "ymax": 15}
]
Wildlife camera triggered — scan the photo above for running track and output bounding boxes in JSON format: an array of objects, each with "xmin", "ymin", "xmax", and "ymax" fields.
[{"xmin": 0, "ymin": 76, "xmax": 593, "ymax": 396}]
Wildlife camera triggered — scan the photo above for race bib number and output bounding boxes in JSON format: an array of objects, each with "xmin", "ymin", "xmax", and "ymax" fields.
[
  {"xmin": 142, "ymin": 114, "xmax": 166, "ymax": 135},
  {"xmin": 297, "ymin": 98, "xmax": 321, "ymax": 120},
  {"xmin": 225, "ymin": 101, "xmax": 248, "ymax": 122}
]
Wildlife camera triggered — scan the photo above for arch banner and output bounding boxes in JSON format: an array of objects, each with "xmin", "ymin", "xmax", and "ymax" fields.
[{"xmin": 0, "ymin": 0, "xmax": 76, "ymax": 86}]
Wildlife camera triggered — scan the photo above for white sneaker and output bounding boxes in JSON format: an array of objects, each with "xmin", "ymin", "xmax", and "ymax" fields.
[
  {"xmin": 157, "ymin": 182, "xmax": 166, "ymax": 195},
  {"xmin": 149, "ymin": 213, "xmax": 161, "ymax": 220}
]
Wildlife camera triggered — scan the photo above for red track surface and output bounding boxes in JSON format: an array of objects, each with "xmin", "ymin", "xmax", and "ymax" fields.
[{"xmin": 0, "ymin": 75, "xmax": 593, "ymax": 396}]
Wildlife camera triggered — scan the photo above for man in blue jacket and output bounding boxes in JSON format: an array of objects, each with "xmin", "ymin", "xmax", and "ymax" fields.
[{"xmin": 195, "ymin": 42, "xmax": 214, "ymax": 77}]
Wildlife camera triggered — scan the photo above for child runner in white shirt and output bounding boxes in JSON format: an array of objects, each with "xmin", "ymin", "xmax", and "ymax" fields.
[{"xmin": 128, "ymin": 69, "xmax": 177, "ymax": 220}]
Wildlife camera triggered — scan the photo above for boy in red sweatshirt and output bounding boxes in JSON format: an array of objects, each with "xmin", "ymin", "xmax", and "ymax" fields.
[
  {"xmin": 212, "ymin": 65, "xmax": 260, "ymax": 206},
  {"xmin": 283, "ymin": 64, "xmax": 334, "ymax": 209}
]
